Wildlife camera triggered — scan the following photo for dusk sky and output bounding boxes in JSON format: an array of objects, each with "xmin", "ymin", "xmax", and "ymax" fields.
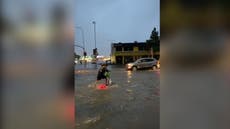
[{"xmin": 75, "ymin": 0, "xmax": 160, "ymax": 56}]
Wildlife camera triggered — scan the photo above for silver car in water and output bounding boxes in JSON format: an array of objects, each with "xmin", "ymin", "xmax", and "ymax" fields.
[{"xmin": 126, "ymin": 58, "xmax": 158, "ymax": 71}]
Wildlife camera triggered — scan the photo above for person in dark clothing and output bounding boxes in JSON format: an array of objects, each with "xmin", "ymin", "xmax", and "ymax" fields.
[{"xmin": 96, "ymin": 63, "xmax": 110, "ymax": 86}]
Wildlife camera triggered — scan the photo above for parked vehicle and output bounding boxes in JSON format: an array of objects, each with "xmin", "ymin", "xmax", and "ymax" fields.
[
  {"xmin": 157, "ymin": 60, "xmax": 160, "ymax": 69},
  {"xmin": 126, "ymin": 58, "xmax": 158, "ymax": 71}
]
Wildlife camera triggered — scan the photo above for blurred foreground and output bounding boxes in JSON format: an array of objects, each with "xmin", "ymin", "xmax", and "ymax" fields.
[
  {"xmin": 1, "ymin": 0, "xmax": 74, "ymax": 129},
  {"xmin": 161, "ymin": 1, "xmax": 230, "ymax": 129}
]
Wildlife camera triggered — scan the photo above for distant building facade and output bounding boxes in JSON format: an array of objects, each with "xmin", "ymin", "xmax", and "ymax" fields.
[{"xmin": 111, "ymin": 42, "xmax": 158, "ymax": 64}]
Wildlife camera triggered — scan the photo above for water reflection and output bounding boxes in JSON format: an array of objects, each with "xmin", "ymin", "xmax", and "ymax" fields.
[{"xmin": 127, "ymin": 71, "xmax": 132, "ymax": 83}]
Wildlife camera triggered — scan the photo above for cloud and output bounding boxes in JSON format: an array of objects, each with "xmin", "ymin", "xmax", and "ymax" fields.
[{"xmin": 75, "ymin": 0, "xmax": 160, "ymax": 56}]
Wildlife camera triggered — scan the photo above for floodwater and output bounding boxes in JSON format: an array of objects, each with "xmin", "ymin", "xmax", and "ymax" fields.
[{"xmin": 75, "ymin": 64, "xmax": 160, "ymax": 129}]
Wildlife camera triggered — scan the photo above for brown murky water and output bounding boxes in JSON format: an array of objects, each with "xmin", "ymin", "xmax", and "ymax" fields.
[{"xmin": 75, "ymin": 64, "xmax": 160, "ymax": 129}]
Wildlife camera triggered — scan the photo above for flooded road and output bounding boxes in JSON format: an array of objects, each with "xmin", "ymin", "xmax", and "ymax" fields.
[{"xmin": 75, "ymin": 64, "xmax": 160, "ymax": 129}]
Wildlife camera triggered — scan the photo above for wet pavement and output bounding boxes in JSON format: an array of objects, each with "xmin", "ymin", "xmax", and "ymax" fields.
[{"xmin": 75, "ymin": 63, "xmax": 160, "ymax": 129}]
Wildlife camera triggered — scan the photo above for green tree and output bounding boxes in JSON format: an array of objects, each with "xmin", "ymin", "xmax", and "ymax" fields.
[{"xmin": 147, "ymin": 27, "xmax": 160, "ymax": 59}]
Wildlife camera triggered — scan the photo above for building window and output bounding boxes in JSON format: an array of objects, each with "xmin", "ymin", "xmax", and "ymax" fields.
[
  {"xmin": 142, "ymin": 55, "xmax": 148, "ymax": 58},
  {"xmin": 124, "ymin": 56, "xmax": 134, "ymax": 64},
  {"xmin": 138, "ymin": 46, "xmax": 144, "ymax": 51},
  {"xmin": 124, "ymin": 46, "xmax": 133, "ymax": 51},
  {"xmin": 138, "ymin": 46, "xmax": 148, "ymax": 51},
  {"xmin": 116, "ymin": 46, "xmax": 122, "ymax": 51}
]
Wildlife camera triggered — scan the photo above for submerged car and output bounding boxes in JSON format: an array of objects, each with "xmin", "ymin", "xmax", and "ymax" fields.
[{"xmin": 126, "ymin": 58, "xmax": 158, "ymax": 71}]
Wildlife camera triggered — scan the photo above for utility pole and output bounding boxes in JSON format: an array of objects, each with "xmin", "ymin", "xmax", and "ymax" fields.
[{"xmin": 92, "ymin": 21, "xmax": 97, "ymax": 49}]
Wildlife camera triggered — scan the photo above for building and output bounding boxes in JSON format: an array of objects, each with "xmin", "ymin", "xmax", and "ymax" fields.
[{"xmin": 111, "ymin": 42, "xmax": 158, "ymax": 64}]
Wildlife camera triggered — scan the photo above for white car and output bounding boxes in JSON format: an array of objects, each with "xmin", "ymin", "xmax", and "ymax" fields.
[{"xmin": 126, "ymin": 58, "xmax": 158, "ymax": 71}]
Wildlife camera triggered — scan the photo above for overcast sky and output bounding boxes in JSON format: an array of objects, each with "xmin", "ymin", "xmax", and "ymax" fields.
[{"xmin": 75, "ymin": 0, "xmax": 160, "ymax": 56}]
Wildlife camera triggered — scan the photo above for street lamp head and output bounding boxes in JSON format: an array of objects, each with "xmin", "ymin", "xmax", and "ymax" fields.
[{"xmin": 92, "ymin": 21, "xmax": 96, "ymax": 24}]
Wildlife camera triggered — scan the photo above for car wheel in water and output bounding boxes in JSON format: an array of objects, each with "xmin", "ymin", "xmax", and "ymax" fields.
[
  {"xmin": 132, "ymin": 66, "xmax": 137, "ymax": 71},
  {"xmin": 152, "ymin": 65, "xmax": 157, "ymax": 70}
]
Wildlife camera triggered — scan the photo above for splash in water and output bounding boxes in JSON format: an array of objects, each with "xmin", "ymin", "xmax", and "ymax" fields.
[{"xmin": 96, "ymin": 84, "xmax": 108, "ymax": 90}]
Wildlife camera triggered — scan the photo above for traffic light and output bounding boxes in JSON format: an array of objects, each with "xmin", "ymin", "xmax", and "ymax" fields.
[
  {"xmin": 83, "ymin": 51, "xmax": 87, "ymax": 56},
  {"xmin": 95, "ymin": 49, "xmax": 98, "ymax": 56},
  {"xmin": 93, "ymin": 49, "xmax": 96, "ymax": 55},
  {"xmin": 93, "ymin": 48, "xmax": 98, "ymax": 56}
]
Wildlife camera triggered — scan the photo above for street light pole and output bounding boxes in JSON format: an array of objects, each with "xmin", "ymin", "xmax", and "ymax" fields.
[
  {"xmin": 92, "ymin": 21, "xmax": 96, "ymax": 49},
  {"xmin": 76, "ymin": 26, "xmax": 85, "ymax": 51},
  {"xmin": 76, "ymin": 26, "xmax": 87, "ymax": 64}
]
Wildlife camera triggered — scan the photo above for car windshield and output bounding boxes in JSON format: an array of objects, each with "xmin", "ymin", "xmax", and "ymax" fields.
[
  {"xmin": 135, "ymin": 59, "xmax": 143, "ymax": 63},
  {"xmin": 135, "ymin": 58, "xmax": 155, "ymax": 63}
]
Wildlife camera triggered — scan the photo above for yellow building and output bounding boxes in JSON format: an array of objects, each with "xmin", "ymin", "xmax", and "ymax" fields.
[{"xmin": 111, "ymin": 42, "xmax": 153, "ymax": 64}]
